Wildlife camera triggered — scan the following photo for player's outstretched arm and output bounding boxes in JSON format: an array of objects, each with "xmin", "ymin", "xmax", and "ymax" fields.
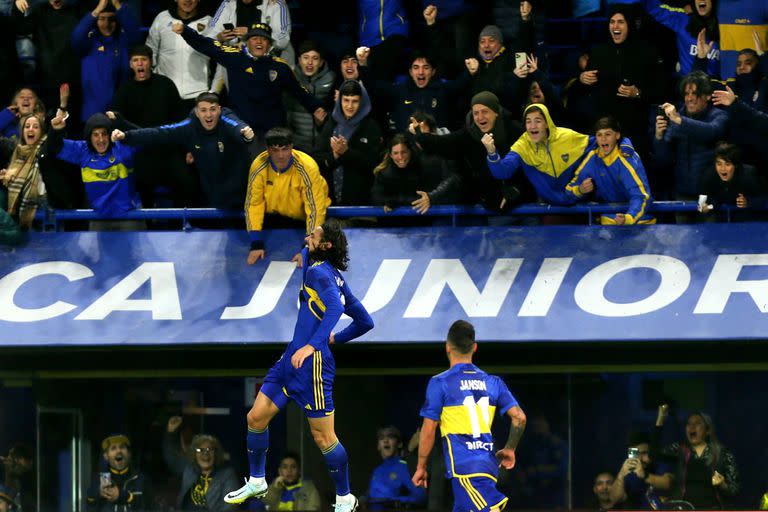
[
  {"xmin": 496, "ymin": 405, "xmax": 526, "ymax": 470},
  {"xmin": 412, "ymin": 418, "xmax": 439, "ymax": 488},
  {"xmin": 332, "ymin": 297, "xmax": 374, "ymax": 344}
]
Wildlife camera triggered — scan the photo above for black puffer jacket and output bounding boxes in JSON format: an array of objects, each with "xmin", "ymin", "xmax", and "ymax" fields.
[
  {"xmin": 414, "ymin": 108, "xmax": 530, "ymax": 209},
  {"xmin": 372, "ymin": 152, "xmax": 459, "ymax": 208}
]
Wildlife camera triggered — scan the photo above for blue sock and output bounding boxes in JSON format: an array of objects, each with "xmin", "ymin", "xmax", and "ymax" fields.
[
  {"xmin": 247, "ymin": 427, "xmax": 268, "ymax": 478},
  {"xmin": 322, "ymin": 439, "xmax": 350, "ymax": 496}
]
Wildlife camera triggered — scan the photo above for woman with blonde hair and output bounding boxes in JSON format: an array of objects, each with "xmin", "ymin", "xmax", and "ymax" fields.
[
  {"xmin": 0, "ymin": 88, "xmax": 46, "ymax": 139},
  {"xmin": 164, "ymin": 416, "xmax": 240, "ymax": 511}
]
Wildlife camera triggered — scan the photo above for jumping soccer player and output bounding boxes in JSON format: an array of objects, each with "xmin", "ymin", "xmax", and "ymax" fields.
[
  {"xmin": 412, "ymin": 320, "xmax": 526, "ymax": 512},
  {"xmin": 225, "ymin": 219, "xmax": 374, "ymax": 512}
]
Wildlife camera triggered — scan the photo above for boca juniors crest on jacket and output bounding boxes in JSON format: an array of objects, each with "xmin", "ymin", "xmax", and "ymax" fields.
[
  {"xmin": 487, "ymin": 103, "xmax": 595, "ymax": 205},
  {"xmin": 178, "ymin": 25, "xmax": 322, "ymax": 134}
]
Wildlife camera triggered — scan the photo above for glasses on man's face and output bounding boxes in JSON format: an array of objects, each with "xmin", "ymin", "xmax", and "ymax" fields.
[{"xmin": 195, "ymin": 447, "xmax": 215, "ymax": 454}]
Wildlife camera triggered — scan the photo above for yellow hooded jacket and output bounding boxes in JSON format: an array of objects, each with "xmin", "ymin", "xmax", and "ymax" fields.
[{"xmin": 487, "ymin": 103, "xmax": 593, "ymax": 205}]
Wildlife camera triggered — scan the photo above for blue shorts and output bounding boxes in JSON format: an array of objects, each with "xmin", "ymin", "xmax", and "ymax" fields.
[
  {"xmin": 261, "ymin": 346, "xmax": 335, "ymax": 418},
  {"xmin": 451, "ymin": 476, "xmax": 508, "ymax": 512}
]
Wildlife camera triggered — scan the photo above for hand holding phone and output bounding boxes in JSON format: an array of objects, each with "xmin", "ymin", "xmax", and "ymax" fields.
[
  {"xmin": 223, "ymin": 22, "xmax": 234, "ymax": 30},
  {"xmin": 515, "ymin": 52, "xmax": 527, "ymax": 70}
]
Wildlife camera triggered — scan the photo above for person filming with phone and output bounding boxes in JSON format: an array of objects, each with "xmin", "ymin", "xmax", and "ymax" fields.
[
  {"xmin": 610, "ymin": 432, "xmax": 673, "ymax": 509},
  {"xmin": 86, "ymin": 434, "xmax": 152, "ymax": 512}
]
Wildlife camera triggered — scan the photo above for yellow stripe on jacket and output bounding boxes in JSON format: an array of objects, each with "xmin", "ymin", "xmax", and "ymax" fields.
[
  {"xmin": 245, "ymin": 150, "xmax": 330, "ymax": 234},
  {"xmin": 81, "ymin": 163, "xmax": 132, "ymax": 183},
  {"xmin": 511, "ymin": 103, "xmax": 590, "ymax": 179}
]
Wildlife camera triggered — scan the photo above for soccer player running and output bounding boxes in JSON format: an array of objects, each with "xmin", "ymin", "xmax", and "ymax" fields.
[
  {"xmin": 225, "ymin": 219, "xmax": 374, "ymax": 512},
  {"xmin": 412, "ymin": 320, "xmax": 526, "ymax": 512}
]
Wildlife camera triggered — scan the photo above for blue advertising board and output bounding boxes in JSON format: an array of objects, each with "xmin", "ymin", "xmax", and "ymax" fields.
[{"xmin": 1, "ymin": 224, "xmax": 767, "ymax": 346}]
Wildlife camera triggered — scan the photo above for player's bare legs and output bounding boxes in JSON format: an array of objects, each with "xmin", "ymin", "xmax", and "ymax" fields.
[
  {"xmin": 307, "ymin": 415, "xmax": 357, "ymax": 511},
  {"xmin": 224, "ymin": 393, "xmax": 280, "ymax": 504}
]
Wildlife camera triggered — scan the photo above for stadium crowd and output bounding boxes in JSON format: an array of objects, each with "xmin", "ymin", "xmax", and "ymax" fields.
[{"xmin": 0, "ymin": 0, "xmax": 766, "ymax": 244}]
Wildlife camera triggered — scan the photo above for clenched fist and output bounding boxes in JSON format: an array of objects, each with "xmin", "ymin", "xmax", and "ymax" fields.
[
  {"xmin": 423, "ymin": 5, "xmax": 437, "ymax": 25},
  {"xmin": 356, "ymin": 46, "xmax": 370, "ymax": 65},
  {"xmin": 481, "ymin": 133, "xmax": 496, "ymax": 155}
]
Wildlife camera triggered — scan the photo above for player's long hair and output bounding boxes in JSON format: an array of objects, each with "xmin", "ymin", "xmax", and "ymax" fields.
[{"xmin": 315, "ymin": 219, "xmax": 349, "ymax": 271}]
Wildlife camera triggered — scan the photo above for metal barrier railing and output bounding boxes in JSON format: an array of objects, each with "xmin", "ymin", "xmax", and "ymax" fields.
[{"xmin": 31, "ymin": 201, "xmax": 737, "ymax": 231}]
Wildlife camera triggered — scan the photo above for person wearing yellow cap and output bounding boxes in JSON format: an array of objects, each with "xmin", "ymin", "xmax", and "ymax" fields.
[{"xmin": 86, "ymin": 434, "xmax": 152, "ymax": 511}]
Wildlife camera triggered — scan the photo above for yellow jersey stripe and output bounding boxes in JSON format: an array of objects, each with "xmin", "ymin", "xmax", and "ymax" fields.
[
  {"xmin": 295, "ymin": 160, "xmax": 317, "ymax": 232},
  {"xmin": 618, "ymin": 153, "xmax": 650, "ymax": 221},
  {"xmin": 244, "ymin": 160, "xmax": 269, "ymax": 231},
  {"xmin": 566, "ymin": 150, "xmax": 597, "ymax": 197},
  {"xmin": 318, "ymin": 353, "xmax": 322, "ymax": 410},
  {"xmin": 493, "ymin": 496, "xmax": 510, "ymax": 511},
  {"xmin": 720, "ymin": 24, "xmax": 768, "ymax": 52},
  {"xmin": 659, "ymin": 3, "xmax": 685, "ymax": 13},
  {"xmin": 313, "ymin": 352, "xmax": 320, "ymax": 410},
  {"xmin": 81, "ymin": 163, "xmax": 131, "ymax": 183},
  {"xmin": 304, "ymin": 285, "xmax": 326, "ymax": 321}
]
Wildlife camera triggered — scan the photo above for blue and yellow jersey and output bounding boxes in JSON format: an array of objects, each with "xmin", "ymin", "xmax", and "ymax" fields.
[
  {"xmin": 55, "ymin": 139, "xmax": 141, "ymax": 217},
  {"xmin": 487, "ymin": 103, "xmax": 594, "ymax": 206},
  {"xmin": 718, "ymin": 1, "xmax": 768, "ymax": 80},
  {"xmin": 420, "ymin": 363, "xmax": 518, "ymax": 479},
  {"xmin": 565, "ymin": 137, "xmax": 655, "ymax": 225},
  {"xmin": 644, "ymin": 0, "xmax": 721, "ymax": 76},
  {"xmin": 290, "ymin": 247, "xmax": 374, "ymax": 353}
]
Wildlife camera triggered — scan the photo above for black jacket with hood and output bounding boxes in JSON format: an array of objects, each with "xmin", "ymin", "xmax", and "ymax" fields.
[{"xmin": 414, "ymin": 107, "xmax": 530, "ymax": 210}]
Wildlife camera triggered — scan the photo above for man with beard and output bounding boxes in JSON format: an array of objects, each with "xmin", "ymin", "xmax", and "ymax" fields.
[
  {"xmin": 225, "ymin": 219, "xmax": 373, "ymax": 512},
  {"xmin": 86, "ymin": 434, "xmax": 152, "ymax": 512},
  {"xmin": 412, "ymin": 320, "xmax": 526, "ymax": 512},
  {"xmin": 367, "ymin": 426, "xmax": 426, "ymax": 511},
  {"xmin": 654, "ymin": 70, "xmax": 727, "ymax": 221},
  {"xmin": 111, "ymin": 92, "xmax": 255, "ymax": 210},
  {"xmin": 609, "ymin": 433, "xmax": 673, "ymax": 509}
]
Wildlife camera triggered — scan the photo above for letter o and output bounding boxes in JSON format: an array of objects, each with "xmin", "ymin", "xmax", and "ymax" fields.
[{"xmin": 574, "ymin": 255, "xmax": 690, "ymax": 317}]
